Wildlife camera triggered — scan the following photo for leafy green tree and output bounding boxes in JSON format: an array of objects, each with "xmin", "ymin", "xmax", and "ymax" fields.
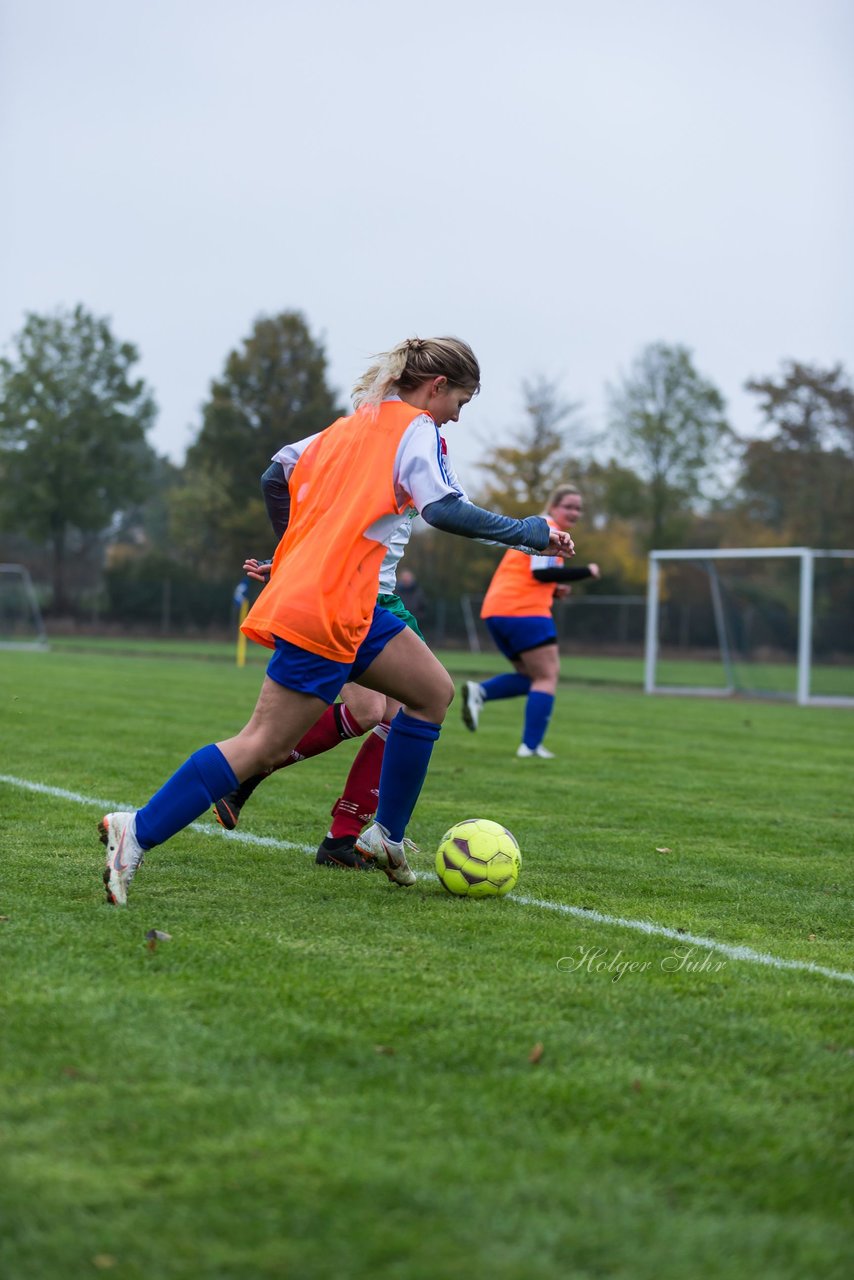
[
  {"xmin": 607, "ymin": 343, "xmax": 731, "ymax": 548},
  {"xmin": 171, "ymin": 311, "xmax": 342, "ymax": 575},
  {"xmin": 579, "ymin": 458, "xmax": 647, "ymax": 526},
  {"xmin": 740, "ymin": 361, "xmax": 854, "ymax": 547},
  {"xmin": 475, "ymin": 376, "xmax": 586, "ymax": 516},
  {"xmin": 0, "ymin": 305, "xmax": 157, "ymax": 611}
]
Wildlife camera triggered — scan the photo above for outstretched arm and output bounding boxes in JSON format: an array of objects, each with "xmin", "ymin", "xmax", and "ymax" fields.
[
  {"xmin": 421, "ymin": 494, "xmax": 573, "ymax": 557},
  {"xmin": 397, "ymin": 419, "xmax": 573, "ymax": 557}
]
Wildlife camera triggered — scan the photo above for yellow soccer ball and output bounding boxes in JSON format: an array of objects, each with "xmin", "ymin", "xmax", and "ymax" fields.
[{"xmin": 435, "ymin": 818, "xmax": 521, "ymax": 898}]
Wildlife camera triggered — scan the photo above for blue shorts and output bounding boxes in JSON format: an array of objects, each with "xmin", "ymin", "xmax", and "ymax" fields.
[
  {"xmin": 485, "ymin": 615, "xmax": 557, "ymax": 663},
  {"xmin": 266, "ymin": 605, "xmax": 406, "ymax": 704}
]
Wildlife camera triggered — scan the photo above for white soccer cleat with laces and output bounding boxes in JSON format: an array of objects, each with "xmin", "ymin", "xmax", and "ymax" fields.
[
  {"xmin": 516, "ymin": 744, "xmax": 555, "ymax": 759},
  {"xmin": 355, "ymin": 822, "xmax": 417, "ymax": 887},
  {"xmin": 461, "ymin": 681, "xmax": 484, "ymax": 732},
  {"xmin": 99, "ymin": 812, "xmax": 145, "ymax": 905}
]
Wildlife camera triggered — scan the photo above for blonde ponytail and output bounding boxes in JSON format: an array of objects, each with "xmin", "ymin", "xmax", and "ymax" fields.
[{"xmin": 352, "ymin": 336, "xmax": 480, "ymax": 409}]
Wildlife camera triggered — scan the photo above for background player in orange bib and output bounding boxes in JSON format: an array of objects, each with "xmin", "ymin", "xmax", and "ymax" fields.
[{"xmin": 462, "ymin": 484, "xmax": 599, "ymax": 758}]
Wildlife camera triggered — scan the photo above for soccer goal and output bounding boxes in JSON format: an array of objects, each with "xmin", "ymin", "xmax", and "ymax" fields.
[
  {"xmin": 644, "ymin": 548, "xmax": 854, "ymax": 707},
  {"xmin": 0, "ymin": 564, "xmax": 49, "ymax": 651}
]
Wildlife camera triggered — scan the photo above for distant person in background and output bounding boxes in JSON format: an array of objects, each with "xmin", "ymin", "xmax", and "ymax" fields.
[
  {"xmin": 396, "ymin": 569, "xmax": 427, "ymax": 624},
  {"xmin": 461, "ymin": 484, "xmax": 599, "ymax": 758}
]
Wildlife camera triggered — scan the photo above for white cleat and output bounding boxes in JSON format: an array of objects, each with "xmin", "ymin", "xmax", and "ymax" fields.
[
  {"xmin": 461, "ymin": 681, "xmax": 484, "ymax": 732},
  {"xmin": 99, "ymin": 812, "xmax": 145, "ymax": 905},
  {"xmin": 355, "ymin": 822, "xmax": 417, "ymax": 887},
  {"xmin": 516, "ymin": 744, "xmax": 555, "ymax": 759}
]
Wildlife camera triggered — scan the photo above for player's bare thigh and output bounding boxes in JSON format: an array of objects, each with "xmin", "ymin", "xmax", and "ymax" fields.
[
  {"xmin": 513, "ymin": 642, "xmax": 559, "ymax": 692},
  {"xmin": 217, "ymin": 677, "xmax": 327, "ymax": 780},
  {"xmin": 356, "ymin": 627, "xmax": 454, "ymax": 723}
]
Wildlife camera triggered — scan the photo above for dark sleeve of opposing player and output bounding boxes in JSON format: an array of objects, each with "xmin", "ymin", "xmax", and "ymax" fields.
[
  {"xmin": 261, "ymin": 462, "xmax": 291, "ymax": 541},
  {"xmin": 531, "ymin": 565, "xmax": 595, "ymax": 584}
]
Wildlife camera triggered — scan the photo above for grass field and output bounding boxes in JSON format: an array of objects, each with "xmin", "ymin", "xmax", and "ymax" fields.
[{"xmin": 1, "ymin": 641, "xmax": 853, "ymax": 1279}]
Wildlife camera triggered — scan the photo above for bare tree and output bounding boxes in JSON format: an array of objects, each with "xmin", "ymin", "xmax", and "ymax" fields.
[
  {"xmin": 476, "ymin": 375, "xmax": 587, "ymax": 515},
  {"xmin": 607, "ymin": 343, "xmax": 731, "ymax": 547}
]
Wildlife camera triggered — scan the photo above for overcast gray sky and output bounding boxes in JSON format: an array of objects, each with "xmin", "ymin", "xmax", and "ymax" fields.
[{"xmin": 2, "ymin": 0, "xmax": 852, "ymax": 486}]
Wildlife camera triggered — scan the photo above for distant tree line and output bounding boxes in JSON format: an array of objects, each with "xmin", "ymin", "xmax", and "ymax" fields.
[{"xmin": 0, "ymin": 303, "xmax": 852, "ymax": 647}]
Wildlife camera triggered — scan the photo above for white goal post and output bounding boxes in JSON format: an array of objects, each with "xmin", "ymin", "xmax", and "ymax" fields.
[
  {"xmin": 0, "ymin": 564, "xmax": 49, "ymax": 651},
  {"xmin": 644, "ymin": 547, "xmax": 854, "ymax": 707}
]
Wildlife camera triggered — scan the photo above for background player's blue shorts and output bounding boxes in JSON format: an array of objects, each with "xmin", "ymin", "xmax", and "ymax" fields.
[
  {"xmin": 485, "ymin": 615, "xmax": 557, "ymax": 662},
  {"xmin": 266, "ymin": 605, "xmax": 406, "ymax": 704}
]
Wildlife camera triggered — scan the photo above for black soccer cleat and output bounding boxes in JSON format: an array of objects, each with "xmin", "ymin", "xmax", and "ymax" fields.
[
  {"xmin": 315, "ymin": 834, "xmax": 375, "ymax": 871},
  {"xmin": 213, "ymin": 772, "xmax": 267, "ymax": 830}
]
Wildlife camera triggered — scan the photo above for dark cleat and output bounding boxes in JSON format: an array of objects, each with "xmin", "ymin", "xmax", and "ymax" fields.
[
  {"xmin": 315, "ymin": 835, "xmax": 375, "ymax": 871},
  {"xmin": 213, "ymin": 773, "xmax": 267, "ymax": 830}
]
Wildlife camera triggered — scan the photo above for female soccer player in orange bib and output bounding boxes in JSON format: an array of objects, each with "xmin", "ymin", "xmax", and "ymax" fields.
[
  {"xmin": 99, "ymin": 337, "xmax": 574, "ymax": 903},
  {"xmin": 462, "ymin": 485, "xmax": 599, "ymax": 758}
]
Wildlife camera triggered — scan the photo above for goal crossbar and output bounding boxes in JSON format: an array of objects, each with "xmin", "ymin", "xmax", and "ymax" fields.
[{"xmin": 644, "ymin": 548, "xmax": 854, "ymax": 707}]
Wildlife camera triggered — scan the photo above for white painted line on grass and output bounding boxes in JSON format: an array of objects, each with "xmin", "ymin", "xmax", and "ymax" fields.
[
  {"xmin": 3, "ymin": 773, "xmax": 853, "ymax": 986},
  {"xmin": 0, "ymin": 773, "xmax": 315, "ymax": 854},
  {"xmin": 513, "ymin": 894, "xmax": 854, "ymax": 987}
]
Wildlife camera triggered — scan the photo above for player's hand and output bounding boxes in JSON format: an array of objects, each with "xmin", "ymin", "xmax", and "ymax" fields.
[
  {"xmin": 547, "ymin": 530, "xmax": 574, "ymax": 557},
  {"xmin": 244, "ymin": 557, "xmax": 272, "ymax": 583},
  {"xmin": 589, "ymin": 562, "xmax": 601, "ymax": 578},
  {"xmin": 554, "ymin": 584, "xmax": 571, "ymax": 599}
]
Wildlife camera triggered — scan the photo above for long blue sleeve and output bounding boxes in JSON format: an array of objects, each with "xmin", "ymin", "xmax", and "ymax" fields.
[{"xmin": 420, "ymin": 494, "xmax": 550, "ymax": 552}]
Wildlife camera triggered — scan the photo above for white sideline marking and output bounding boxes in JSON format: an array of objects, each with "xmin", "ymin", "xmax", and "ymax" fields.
[
  {"xmin": 0, "ymin": 774, "xmax": 315, "ymax": 855},
  {"xmin": 513, "ymin": 895, "xmax": 854, "ymax": 987},
  {"xmin": 3, "ymin": 773, "xmax": 853, "ymax": 987}
]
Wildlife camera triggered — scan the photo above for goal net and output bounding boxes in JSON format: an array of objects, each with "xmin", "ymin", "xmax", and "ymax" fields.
[
  {"xmin": 0, "ymin": 564, "xmax": 49, "ymax": 651},
  {"xmin": 644, "ymin": 548, "xmax": 854, "ymax": 707}
]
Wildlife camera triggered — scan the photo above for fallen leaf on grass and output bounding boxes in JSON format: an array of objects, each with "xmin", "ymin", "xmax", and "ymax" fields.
[
  {"xmin": 374, "ymin": 1045, "xmax": 395, "ymax": 1055},
  {"xmin": 529, "ymin": 1043, "xmax": 544, "ymax": 1065},
  {"xmin": 631, "ymin": 1079, "xmax": 643, "ymax": 1092},
  {"xmin": 92, "ymin": 1257, "xmax": 117, "ymax": 1270},
  {"xmin": 808, "ymin": 933, "xmax": 816, "ymax": 942},
  {"xmin": 655, "ymin": 847, "xmax": 672, "ymax": 854},
  {"xmin": 145, "ymin": 929, "xmax": 172, "ymax": 951}
]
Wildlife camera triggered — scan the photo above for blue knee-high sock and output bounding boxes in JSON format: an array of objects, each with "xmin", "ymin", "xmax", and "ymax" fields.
[
  {"xmin": 481, "ymin": 673, "xmax": 532, "ymax": 701},
  {"xmin": 523, "ymin": 692, "xmax": 555, "ymax": 750},
  {"xmin": 375, "ymin": 710, "xmax": 441, "ymax": 843},
  {"xmin": 135, "ymin": 744, "xmax": 239, "ymax": 849}
]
